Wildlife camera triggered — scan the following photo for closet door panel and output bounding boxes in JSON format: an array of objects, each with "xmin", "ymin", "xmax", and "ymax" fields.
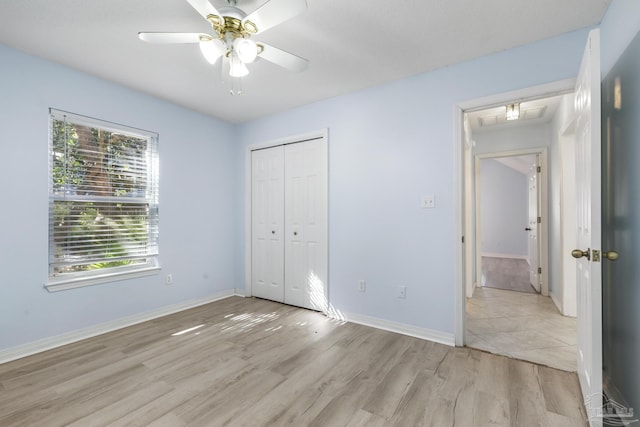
[
  {"xmin": 251, "ymin": 146, "xmax": 285, "ymax": 302},
  {"xmin": 284, "ymin": 139, "xmax": 327, "ymax": 310}
]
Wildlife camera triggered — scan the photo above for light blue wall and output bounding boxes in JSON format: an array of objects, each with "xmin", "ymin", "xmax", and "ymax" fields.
[
  {"xmin": 549, "ymin": 94, "xmax": 574, "ymax": 302},
  {"xmin": 0, "ymin": 44, "xmax": 237, "ymax": 351},
  {"xmin": 4, "ymin": 0, "xmax": 637, "ymax": 353},
  {"xmin": 479, "ymin": 160, "xmax": 528, "ymax": 257},
  {"xmin": 237, "ymin": 28, "xmax": 591, "ymax": 334},
  {"xmin": 600, "ymin": 0, "xmax": 640, "ymax": 77}
]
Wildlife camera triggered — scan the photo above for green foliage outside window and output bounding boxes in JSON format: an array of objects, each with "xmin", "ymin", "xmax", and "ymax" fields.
[{"xmin": 51, "ymin": 118, "xmax": 155, "ymax": 275}]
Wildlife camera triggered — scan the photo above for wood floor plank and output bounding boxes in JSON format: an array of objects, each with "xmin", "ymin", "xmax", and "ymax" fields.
[
  {"xmin": 471, "ymin": 390, "xmax": 511, "ymax": 426},
  {"xmin": 176, "ymin": 368, "xmax": 287, "ymax": 426},
  {"xmin": 65, "ymin": 381, "xmax": 175, "ymax": 427},
  {"xmin": 0, "ymin": 296, "xmax": 588, "ymax": 427},
  {"xmin": 344, "ymin": 409, "xmax": 389, "ymax": 427},
  {"xmin": 362, "ymin": 340, "xmax": 432, "ymax": 418},
  {"xmin": 538, "ymin": 365, "xmax": 587, "ymax": 420},
  {"xmin": 145, "ymin": 412, "xmax": 187, "ymax": 427},
  {"xmin": 387, "ymin": 371, "xmax": 445, "ymax": 426}
]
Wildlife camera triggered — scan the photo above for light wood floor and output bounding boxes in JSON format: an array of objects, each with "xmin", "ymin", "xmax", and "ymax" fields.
[{"xmin": 0, "ymin": 297, "xmax": 587, "ymax": 426}]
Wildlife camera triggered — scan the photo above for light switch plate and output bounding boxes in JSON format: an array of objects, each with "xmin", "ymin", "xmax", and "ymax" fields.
[{"xmin": 421, "ymin": 195, "xmax": 435, "ymax": 209}]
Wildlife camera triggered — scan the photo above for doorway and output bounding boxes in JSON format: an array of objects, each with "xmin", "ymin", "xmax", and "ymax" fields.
[
  {"xmin": 455, "ymin": 82, "xmax": 579, "ymax": 372},
  {"xmin": 476, "ymin": 153, "xmax": 542, "ymax": 295}
]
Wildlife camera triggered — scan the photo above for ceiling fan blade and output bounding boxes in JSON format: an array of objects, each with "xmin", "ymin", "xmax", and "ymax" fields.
[
  {"xmin": 243, "ymin": 0, "xmax": 307, "ymax": 34},
  {"xmin": 185, "ymin": 0, "xmax": 221, "ymax": 20},
  {"xmin": 138, "ymin": 32, "xmax": 209, "ymax": 44},
  {"xmin": 258, "ymin": 43, "xmax": 308, "ymax": 72}
]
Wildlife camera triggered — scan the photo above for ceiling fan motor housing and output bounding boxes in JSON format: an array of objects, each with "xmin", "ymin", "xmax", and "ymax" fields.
[{"xmin": 208, "ymin": 6, "xmax": 257, "ymax": 40}]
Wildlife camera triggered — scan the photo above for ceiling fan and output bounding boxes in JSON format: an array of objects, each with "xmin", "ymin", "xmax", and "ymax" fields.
[{"xmin": 138, "ymin": 0, "xmax": 309, "ymax": 94}]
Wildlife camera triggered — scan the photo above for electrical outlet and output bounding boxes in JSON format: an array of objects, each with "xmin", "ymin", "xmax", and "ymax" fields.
[
  {"xmin": 166, "ymin": 274, "xmax": 173, "ymax": 285},
  {"xmin": 398, "ymin": 286, "xmax": 407, "ymax": 299},
  {"xmin": 359, "ymin": 280, "xmax": 366, "ymax": 292}
]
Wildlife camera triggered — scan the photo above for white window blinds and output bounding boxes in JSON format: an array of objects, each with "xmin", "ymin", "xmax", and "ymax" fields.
[{"xmin": 47, "ymin": 109, "xmax": 160, "ymax": 291}]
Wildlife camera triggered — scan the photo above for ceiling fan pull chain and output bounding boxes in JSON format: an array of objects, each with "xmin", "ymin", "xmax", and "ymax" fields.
[{"xmin": 233, "ymin": 75, "xmax": 244, "ymax": 96}]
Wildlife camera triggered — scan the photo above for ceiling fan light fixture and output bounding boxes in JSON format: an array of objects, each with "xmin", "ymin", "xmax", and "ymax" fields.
[
  {"xmin": 505, "ymin": 103, "xmax": 521, "ymax": 121},
  {"xmin": 234, "ymin": 38, "xmax": 258, "ymax": 63},
  {"xmin": 199, "ymin": 39, "xmax": 225, "ymax": 64},
  {"xmin": 229, "ymin": 53, "xmax": 249, "ymax": 77},
  {"xmin": 139, "ymin": 0, "xmax": 310, "ymax": 95}
]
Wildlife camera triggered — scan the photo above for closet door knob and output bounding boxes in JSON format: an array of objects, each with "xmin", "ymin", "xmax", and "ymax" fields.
[
  {"xmin": 293, "ymin": 231, "xmax": 298, "ymax": 236},
  {"xmin": 271, "ymin": 230, "xmax": 275, "ymax": 234}
]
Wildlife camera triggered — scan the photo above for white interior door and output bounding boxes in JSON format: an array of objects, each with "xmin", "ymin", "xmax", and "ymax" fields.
[
  {"xmin": 527, "ymin": 158, "xmax": 540, "ymax": 292},
  {"xmin": 284, "ymin": 139, "xmax": 328, "ymax": 311},
  {"xmin": 251, "ymin": 146, "xmax": 285, "ymax": 302},
  {"xmin": 574, "ymin": 29, "xmax": 602, "ymax": 425}
]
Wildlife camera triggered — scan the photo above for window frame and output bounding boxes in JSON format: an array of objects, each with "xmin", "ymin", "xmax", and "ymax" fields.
[{"xmin": 46, "ymin": 109, "xmax": 160, "ymax": 292}]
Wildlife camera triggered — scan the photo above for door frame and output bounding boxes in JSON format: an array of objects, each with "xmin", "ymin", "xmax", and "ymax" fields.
[
  {"xmin": 474, "ymin": 149, "xmax": 549, "ymax": 296},
  {"xmin": 453, "ymin": 79, "xmax": 575, "ymax": 346},
  {"xmin": 244, "ymin": 128, "xmax": 329, "ymax": 304}
]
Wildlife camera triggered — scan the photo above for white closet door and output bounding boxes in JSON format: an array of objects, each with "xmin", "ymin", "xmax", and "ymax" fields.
[
  {"xmin": 284, "ymin": 139, "xmax": 328, "ymax": 310},
  {"xmin": 251, "ymin": 146, "xmax": 285, "ymax": 302}
]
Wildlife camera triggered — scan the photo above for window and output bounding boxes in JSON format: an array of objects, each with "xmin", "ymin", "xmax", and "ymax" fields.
[{"xmin": 47, "ymin": 109, "xmax": 159, "ymax": 291}]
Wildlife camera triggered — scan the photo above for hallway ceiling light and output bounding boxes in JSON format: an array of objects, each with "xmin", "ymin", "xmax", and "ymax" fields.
[{"xmin": 506, "ymin": 103, "xmax": 521, "ymax": 120}]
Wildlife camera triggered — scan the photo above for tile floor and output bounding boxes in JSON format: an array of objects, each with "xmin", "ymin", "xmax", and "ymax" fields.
[{"xmin": 466, "ymin": 286, "xmax": 577, "ymax": 372}]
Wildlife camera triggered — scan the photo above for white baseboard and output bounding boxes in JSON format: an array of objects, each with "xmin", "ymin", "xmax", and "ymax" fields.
[
  {"xmin": 482, "ymin": 253, "xmax": 528, "ymax": 260},
  {"xmin": 0, "ymin": 289, "xmax": 236, "ymax": 364},
  {"xmin": 342, "ymin": 312, "xmax": 455, "ymax": 347},
  {"xmin": 549, "ymin": 290, "xmax": 577, "ymax": 318},
  {"xmin": 549, "ymin": 290, "xmax": 562, "ymax": 313},
  {"xmin": 233, "ymin": 288, "xmax": 246, "ymax": 297}
]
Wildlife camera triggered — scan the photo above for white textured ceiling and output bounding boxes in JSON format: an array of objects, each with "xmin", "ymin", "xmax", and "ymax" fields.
[{"xmin": 0, "ymin": 0, "xmax": 611, "ymax": 123}]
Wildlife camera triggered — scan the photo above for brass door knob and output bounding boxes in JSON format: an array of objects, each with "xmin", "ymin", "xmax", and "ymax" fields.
[
  {"xmin": 603, "ymin": 251, "xmax": 619, "ymax": 261},
  {"xmin": 572, "ymin": 248, "xmax": 591, "ymax": 260}
]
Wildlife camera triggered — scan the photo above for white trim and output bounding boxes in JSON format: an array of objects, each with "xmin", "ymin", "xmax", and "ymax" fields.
[
  {"xmin": 453, "ymin": 105, "xmax": 465, "ymax": 346},
  {"xmin": 458, "ymin": 79, "xmax": 576, "ymax": 112},
  {"xmin": 454, "ymin": 79, "xmax": 576, "ymax": 346},
  {"xmin": 0, "ymin": 289, "xmax": 236, "ymax": 364},
  {"xmin": 50, "ymin": 108, "xmax": 158, "ymax": 139},
  {"xmin": 481, "ymin": 253, "xmax": 528, "ymax": 260},
  {"xmin": 244, "ymin": 128, "xmax": 329, "ymax": 302},
  {"xmin": 549, "ymin": 290, "xmax": 563, "ymax": 314},
  {"xmin": 45, "ymin": 265, "xmax": 161, "ymax": 292},
  {"xmin": 342, "ymin": 312, "xmax": 455, "ymax": 347}
]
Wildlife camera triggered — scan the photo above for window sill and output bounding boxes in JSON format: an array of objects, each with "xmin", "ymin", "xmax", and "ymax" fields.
[{"xmin": 45, "ymin": 266, "xmax": 161, "ymax": 292}]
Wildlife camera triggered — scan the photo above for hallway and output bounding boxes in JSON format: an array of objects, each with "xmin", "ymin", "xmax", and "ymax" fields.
[{"xmin": 466, "ymin": 287, "xmax": 576, "ymax": 372}]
